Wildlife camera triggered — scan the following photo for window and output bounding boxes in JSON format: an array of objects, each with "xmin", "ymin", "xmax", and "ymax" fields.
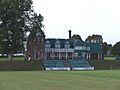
[
  {"xmin": 45, "ymin": 41, "xmax": 51, "ymax": 48},
  {"xmin": 74, "ymin": 46, "xmax": 83, "ymax": 50},
  {"xmin": 75, "ymin": 52, "xmax": 78, "ymax": 57},
  {"xmin": 36, "ymin": 31, "xmax": 42, "ymax": 37},
  {"xmin": 65, "ymin": 41, "xmax": 70, "ymax": 48},
  {"xmin": 82, "ymin": 52, "xmax": 86, "ymax": 57},
  {"xmin": 91, "ymin": 40, "xmax": 94, "ymax": 43},
  {"xmin": 55, "ymin": 40, "xmax": 60, "ymax": 48},
  {"xmin": 86, "ymin": 40, "xmax": 89, "ymax": 43},
  {"xmin": 86, "ymin": 46, "xmax": 90, "ymax": 51},
  {"xmin": 75, "ymin": 46, "xmax": 90, "ymax": 50}
]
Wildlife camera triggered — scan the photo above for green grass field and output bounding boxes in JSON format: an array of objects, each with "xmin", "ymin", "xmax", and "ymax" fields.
[
  {"xmin": 0, "ymin": 70, "xmax": 120, "ymax": 90},
  {"xmin": 104, "ymin": 56, "xmax": 115, "ymax": 60},
  {"xmin": 0, "ymin": 57, "xmax": 24, "ymax": 61}
]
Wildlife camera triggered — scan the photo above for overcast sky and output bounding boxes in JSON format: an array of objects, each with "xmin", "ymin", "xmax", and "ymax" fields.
[{"xmin": 33, "ymin": 0, "xmax": 120, "ymax": 45}]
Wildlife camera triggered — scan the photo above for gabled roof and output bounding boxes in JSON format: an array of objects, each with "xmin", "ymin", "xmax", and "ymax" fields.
[
  {"xmin": 74, "ymin": 40, "xmax": 85, "ymax": 46},
  {"xmin": 45, "ymin": 38, "xmax": 74, "ymax": 48},
  {"xmin": 45, "ymin": 38, "xmax": 103, "ymax": 54},
  {"xmin": 86, "ymin": 43, "xmax": 103, "ymax": 54},
  {"xmin": 28, "ymin": 29, "xmax": 45, "ymax": 41}
]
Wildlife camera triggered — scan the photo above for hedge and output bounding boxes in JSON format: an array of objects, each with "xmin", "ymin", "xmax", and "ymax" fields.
[
  {"xmin": 0, "ymin": 60, "xmax": 43, "ymax": 71},
  {"xmin": 88, "ymin": 60, "xmax": 120, "ymax": 70}
]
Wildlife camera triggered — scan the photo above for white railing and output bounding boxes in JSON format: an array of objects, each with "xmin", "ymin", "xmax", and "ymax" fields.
[
  {"xmin": 72, "ymin": 67, "xmax": 94, "ymax": 70},
  {"xmin": 45, "ymin": 67, "xmax": 94, "ymax": 71},
  {"xmin": 45, "ymin": 48, "xmax": 74, "ymax": 52},
  {"xmin": 45, "ymin": 67, "xmax": 71, "ymax": 71}
]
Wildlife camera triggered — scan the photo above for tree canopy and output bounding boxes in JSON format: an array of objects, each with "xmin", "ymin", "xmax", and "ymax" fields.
[
  {"xmin": 111, "ymin": 42, "xmax": 120, "ymax": 56},
  {"xmin": 71, "ymin": 34, "xmax": 82, "ymax": 41},
  {"xmin": 85, "ymin": 34, "xmax": 103, "ymax": 44},
  {"xmin": 102, "ymin": 42, "xmax": 109, "ymax": 55},
  {"xmin": 0, "ymin": 0, "xmax": 44, "ymax": 60}
]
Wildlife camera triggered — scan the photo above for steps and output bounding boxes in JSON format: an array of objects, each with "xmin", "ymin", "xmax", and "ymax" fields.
[{"xmin": 42, "ymin": 59, "xmax": 94, "ymax": 70}]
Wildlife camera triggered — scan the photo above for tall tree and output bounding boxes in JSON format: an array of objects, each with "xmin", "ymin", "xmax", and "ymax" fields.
[
  {"xmin": 111, "ymin": 42, "xmax": 120, "ymax": 56},
  {"xmin": 0, "ymin": 0, "xmax": 33, "ymax": 60},
  {"xmin": 85, "ymin": 34, "xmax": 103, "ymax": 44},
  {"xmin": 102, "ymin": 42, "xmax": 109, "ymax": 55}
]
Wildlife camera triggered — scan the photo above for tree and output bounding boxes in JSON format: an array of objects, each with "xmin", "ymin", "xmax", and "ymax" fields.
[
  {"xmin": 0, "ymin": 0, "xmax": 33, "ymax": 60},
  {"xmin": 85, "ymin": 34, "xmax": 103, "ymax": 44},
  {"xmin": 102, "ymin": 42, "xmax": 109, "ymax": 55},
  {"xmin": 71, "ymin": 34, "xmax": 82, "ymax": 41},
  {"xmin": 111, "ymin": 42, "xmax": 120, "ymax": 56}
]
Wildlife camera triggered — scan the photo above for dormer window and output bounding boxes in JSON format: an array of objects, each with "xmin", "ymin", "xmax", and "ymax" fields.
[
  {"xmin": 55, "ymin": 40, "xmax": 60, "ymax": 48},
  {"xmin": 65, "ymin": 41, "xmax": 70, "ymax": 48},
  {"xmin": 86, "ymin": 40, "xmax": 89, "ymax": 43},
  {"xmin": 91, "ymin": 40, "xmax": 94, "ymax": 43},
  {"xmin": 45, "ymin": 41, "xmax": 51, "ymax": 48},
  {"xmin": 86, "ymin": 46, "xmax": 90, "ymax": 51},
  {"xmin": 36, "ymin": 32, "xmax": 41, "ymax": 37}
]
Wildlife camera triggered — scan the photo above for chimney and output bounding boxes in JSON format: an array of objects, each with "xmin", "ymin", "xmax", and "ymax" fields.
[{"xmin": 68, "ymin": 30, "xmax": 72, "ymax": 39}]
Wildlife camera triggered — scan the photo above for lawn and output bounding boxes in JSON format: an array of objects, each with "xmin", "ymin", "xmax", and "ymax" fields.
[
  {"xmin": 0, "ymin": 70, "xmax": 120, "ymax": 90},
  {"xmin": 104, "ymin": 56, "xmax": 115, "ymax": 60},
  {"xmin": 0, "ymin": 57, "xmax": 24, "ymax": 61}
]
